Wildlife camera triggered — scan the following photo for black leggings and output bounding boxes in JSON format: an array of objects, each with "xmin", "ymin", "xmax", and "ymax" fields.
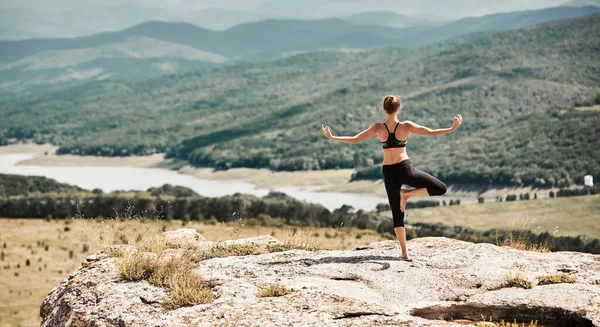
[{"xmin": 382, "ymin": 160, "xmax": 447, "ymax": 228}]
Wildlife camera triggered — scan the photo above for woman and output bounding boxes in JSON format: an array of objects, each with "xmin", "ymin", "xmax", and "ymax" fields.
[{"xmin": 321, "ymin": 95, "xmax": 462, "ymax": 260}]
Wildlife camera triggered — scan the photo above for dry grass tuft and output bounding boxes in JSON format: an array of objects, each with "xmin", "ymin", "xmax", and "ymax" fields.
[
  {"xmin": 502, "ymin": 271, "xmax": 533, "ymax": 289},
  {"xmin": 537, "ymin": 273, "xmax": 576, "ymax": 285},
  {"xmin": 139, "ymin": 235, "xmax": 169, "ymax": 253},
  {"xmin": 116, "ymin": 250, "xmax": 215, "ymax": 309},
  {"xmin": 74, "ymin": 200, "xmax": 172, "ymax": 253},
  {"xmin": 266, "ymin": 242, "xmax": 319, "ymax": 252},
  {"xmin": 476, "ymin": 320, "xmax": 539, "ymax": 327},
  {"xmin": 498, "ymin": 218, "xmax": 558, "ymax": 253},
  {"xmin": 77, "ymin": 217, "xmax": 170, "ymax": 253},
  {"xmin": 265, "ymin": 228, "xmax": 321, "ymax": 253},
  {"xmin": 193, "ymin": 244, "xmax": 265, "ymax": 262},
  {"xmin": 281, "ymin": 228, "xmax": 319, "ymax": 250},
  {"xmin": 115, "ymin": 251, "xmax": 156, "ymax": 281},
  {"xmin": 191, "ymin": 236, "xmax": 322, "ymax": 261},
  {"xmin": 257, "ymin": 284, "xmax": 292, "ymax": 298},
  {"xmin": 523, "ymin": 244, "xmax": 551, "ymax": 253},
  {"xmin": 163, "ymin": 270, "xmax": 215, "ymax": 309},
  {"xmin": 147, "ymin": 256, "xmax": 194, "ymax": 288}
]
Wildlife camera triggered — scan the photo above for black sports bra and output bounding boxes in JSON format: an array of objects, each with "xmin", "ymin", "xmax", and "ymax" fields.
[{"xmin": 382, "ymin": 122, "xmax": 408, "ymax": 149}]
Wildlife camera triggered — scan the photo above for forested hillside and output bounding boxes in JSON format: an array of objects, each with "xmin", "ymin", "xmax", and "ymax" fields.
[
  {"xmin": 0, "ymin": 174, "xmax": 85, "ymax": 196},
  {"xmin": 1, "ymin": 15, "xmax": 599, "ymax": 186},
  {"xmin": 353, "ymin": 110, "xmax": 600, "ymax": 187}
]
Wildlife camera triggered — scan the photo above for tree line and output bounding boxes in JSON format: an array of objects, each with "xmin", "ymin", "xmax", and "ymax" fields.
[
  {"xmin": 556, "ymin": 186, "xmax": 600, "ymax": 198},
  {"xmin": 1, "ymin": 191, "xmax": 599, "ymax": 254},
  {"xmin": 0, "ymin": 193, "xmax": 374, "ymax": 230}
]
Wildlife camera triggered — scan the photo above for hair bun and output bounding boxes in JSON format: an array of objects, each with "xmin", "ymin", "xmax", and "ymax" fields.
[{"xmin": 382, "ymin": 95, "xmax": 401, "ymax": 114}]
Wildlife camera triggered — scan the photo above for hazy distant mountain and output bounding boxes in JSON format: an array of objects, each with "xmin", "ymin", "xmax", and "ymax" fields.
[
  {"xmin": 0, "ymin": 7, "xmax": 268, "ymax": 38},
  {"xmin": 0, "ymin": 19, "xmax": 401, "ymax": 63},
  {"xmin": 345, "ymin": 11, "xmax": 428, "ymax": 28},
  {"xmin": 1, "ymin": 6, "xmax": 598, "ymax": 94},
  {"xmin": 2, "ymin": 36, "xmax": 227, "ymax": 71},
  {"xmin": 0, "ymin": 0, "xmax": 572, "ymax": 40},
  {"xmin": 4, "ymin": 6, "xmax": 597, "ymax": 63},
  {"xmin": 184, "ymin": 8, "xmax": 269, "ymax": 30},
  {"xmin": 562, "ymin": 0, "xmax": 600, "ymax": 7},
  {"xmin": 400, "ymin": 6, "xmax": 600, "ymax": 47},
  {"xmin": 256, "ymin": 0, "xmax": 568, "ymax": 20},
  {"xmin": 0, "ymin": 34, "xmax": 225, "ymax": 94}
]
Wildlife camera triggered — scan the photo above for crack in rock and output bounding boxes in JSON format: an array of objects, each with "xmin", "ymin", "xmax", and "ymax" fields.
[
  {"xmin": 139, "ymin": 295, "xmax": 159, "ymax": 305},
  {"xmin": 333, "ymin": 311, "xmax": 394, "ymax": 320}
]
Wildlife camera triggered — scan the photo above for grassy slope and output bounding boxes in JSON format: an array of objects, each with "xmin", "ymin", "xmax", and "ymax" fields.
[
  {"xmin": 1, "ymin": 15, "xmax": 599, "ymax": 185},
  {"xmin": 395, "ymin": 194, "xmax": 600, "ymax": 239}
]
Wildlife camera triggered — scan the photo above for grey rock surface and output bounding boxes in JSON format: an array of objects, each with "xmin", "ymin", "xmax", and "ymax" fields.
[{"xmin": 41, "ymin": 232, "xmax": 600, "ymax": 327}]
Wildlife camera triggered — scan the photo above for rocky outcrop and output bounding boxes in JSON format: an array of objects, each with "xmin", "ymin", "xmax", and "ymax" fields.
[{"xmin": 40, "ymin": 232, "xmax": 600, "ymax": 327}]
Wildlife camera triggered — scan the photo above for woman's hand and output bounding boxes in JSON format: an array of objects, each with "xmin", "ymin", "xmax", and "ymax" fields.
[
  {"xmin": 451, "ymin": 114, "xmax": 463, "ymax": 131},
  {"xmin": 321, "ymin": 124, "xmax": 333, "ymax": 139}
]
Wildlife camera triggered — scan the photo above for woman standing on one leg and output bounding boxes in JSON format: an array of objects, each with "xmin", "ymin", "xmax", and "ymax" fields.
[{"xmin": 321, "ymin": 95, "xmax": 462, "ymax": 260}]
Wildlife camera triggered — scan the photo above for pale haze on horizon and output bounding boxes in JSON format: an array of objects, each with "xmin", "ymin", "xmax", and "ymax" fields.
[{"xmin": 1, "ymin": 0, "xmax": 569, "ymax": 18}]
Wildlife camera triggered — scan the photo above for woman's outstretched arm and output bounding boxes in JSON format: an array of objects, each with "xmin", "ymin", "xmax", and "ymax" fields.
[
  {"xmin": 321, "ymin": 123, "xmax": 377, "ymax": 144},
  {"xmin": 406, "ymin": 114, "xmax": 462, "ymax": 137}
]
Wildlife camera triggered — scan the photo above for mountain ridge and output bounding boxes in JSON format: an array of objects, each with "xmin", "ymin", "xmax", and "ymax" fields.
[
  {"xmin": 1, "ymin": 6, "xmax": 598, "ymax": 96},
  {"xmin": 345, "ymin": 11, "xmax": 428, "ymax": 28},
  {"xmin": 2, "ymin": 5, "xmax": 598, "ymax": 62}
]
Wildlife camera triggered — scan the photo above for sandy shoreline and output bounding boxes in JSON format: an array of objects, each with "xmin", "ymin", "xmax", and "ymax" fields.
[
  {"xmin": 0, "ymin": 143, "xmax": 58, "ymax": 155},
  {"xmin": 0, "ymin": 144, "xmax": 165, "ymax": 168}
]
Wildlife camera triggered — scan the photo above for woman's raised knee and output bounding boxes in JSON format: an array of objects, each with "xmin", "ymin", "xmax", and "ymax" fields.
[
  {"xmin": 429, "ymin": 183, "xmax": 447, "ymax": 196},
  {"xmin": 439, "ymin": 183, "xmax": 447, "ymax": 195}
]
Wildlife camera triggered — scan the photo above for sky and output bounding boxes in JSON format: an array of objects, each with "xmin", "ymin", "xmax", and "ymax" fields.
[{"xmin": 0, "ymin": 0, "xmax": 267, "ymax": 11}]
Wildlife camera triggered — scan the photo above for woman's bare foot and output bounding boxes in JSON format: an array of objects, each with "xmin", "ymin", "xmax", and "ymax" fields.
[
  {"xmin": 400, "ymin": 189, "xmax": 408, "ymax": 212},
  {"xmin": 400, "ymin": 254, "xmax": 412, "ymax": 262}
]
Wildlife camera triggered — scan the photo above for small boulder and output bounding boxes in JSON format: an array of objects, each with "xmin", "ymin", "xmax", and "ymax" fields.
[{"xmin": 162, "ymin": 228, "xmax": 206, "ymax": 248}]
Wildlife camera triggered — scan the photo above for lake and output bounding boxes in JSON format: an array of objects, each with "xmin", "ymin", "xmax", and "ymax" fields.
[{"xmin": 0, "ymin": 154, "xmax": 390, "ymax": 211}]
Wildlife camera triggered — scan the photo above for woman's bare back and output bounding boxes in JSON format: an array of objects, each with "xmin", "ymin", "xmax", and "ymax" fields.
[{"xmin": 377, "ymin": 121, "xmax": 410, "ymax": 165}]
